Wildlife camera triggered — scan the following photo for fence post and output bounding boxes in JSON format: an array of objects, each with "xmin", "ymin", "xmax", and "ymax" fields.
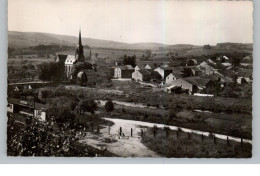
[
  {"xmin": 119, "ymin": 127, "xmax": 122, "ymax": 136},
  {"xmin": 176, "ymin": 131, "xmax": 179, "ymax": 139},
  {"xmin": 201, "ymin": 134, "xmax": 204, "ymax": 142},
  {"xmin": 214, "ymin": 135, "xmax": 216, "ymax": 144},
  {"xmin": 227, "ymin": 136, "xmax": 229, "ymax": 145},
  {"xmin": 141, "ymin": 129, "xmax": 143, "ymax": 138},
  {"xmin": 166, "ymin": 129, "xmax": 168, "ymax": 138},
  {"xmin": 131, "ymin": 128, "xmax": 133, "ymax": 137},
  {"xmin": 108, "ymin": 126, "xmax": 110, "ymax": 135},
  {"xmin": 153, "ymin": 127, "xmax": 156, "ymax": 138},
  {"xmin": 188, "ymin": 133, "xmax": 190, "ymax": 140}
]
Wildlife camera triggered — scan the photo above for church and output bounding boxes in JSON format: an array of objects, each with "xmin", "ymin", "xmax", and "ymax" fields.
[{"xmin": 56, "ymin": 30, "xmax": 90, "ymax": 79}]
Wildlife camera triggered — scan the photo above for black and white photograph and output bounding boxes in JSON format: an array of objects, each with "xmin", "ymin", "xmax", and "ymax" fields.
[{"xmin": 7, "ymin": 0, "xmax": 253, "ymax": 158}]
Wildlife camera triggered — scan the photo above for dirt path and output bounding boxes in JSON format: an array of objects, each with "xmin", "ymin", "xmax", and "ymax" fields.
[{"xmin": 78, "ymin": 119, "xmax": 161, "ymax": 157}]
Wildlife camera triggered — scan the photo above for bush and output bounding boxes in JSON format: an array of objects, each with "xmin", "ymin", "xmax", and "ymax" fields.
[{"xmin": 105, "ymin": 100, "xmax": 114, "ymax": 112}]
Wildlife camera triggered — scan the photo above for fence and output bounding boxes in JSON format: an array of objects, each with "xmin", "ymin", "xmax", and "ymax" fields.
[{"xmin": 82, "ymin": 124, "xmax": 247, "ymax": 147}]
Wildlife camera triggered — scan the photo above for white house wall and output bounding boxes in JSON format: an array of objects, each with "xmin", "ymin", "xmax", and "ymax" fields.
[
  {"xmin": 171, "ymin": 79, "xmax": 193, "ymax": 92},
  {"xmin": 154, "ymin": 67, "xmax": 164, "ymax": 79}
]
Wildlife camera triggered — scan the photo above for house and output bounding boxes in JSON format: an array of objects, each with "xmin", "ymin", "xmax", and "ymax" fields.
[
  {"xmin": 154, "ymin": 67, "xmax": 173, "ymax": 79},
  {"xmin": 134, "ymin": 65, "xmax": 145, "ymax": 71},
  {"xmin": 132, "ymin": 69, "xmax": 151, "ymax": 81},
  {"xmin": 149, "ymin": 70, "xmax": 162, "ymax": 81},
  {"xmin": 7, "ymin": 98, "xmax": 49, "ymax": 121},
  {"xmin": 183, "ymin": 77, "xmax": 211, "ymax": 92},
  {"xmin": 114, "ymin": 65, "xmax": 134, "ymax": 78},
  {"xmin": 183, "ymin": 66, "xmax": 202, "ymax": 77},
  {"xmin": 197, "ymin": 61, "xmax": 216, "ymax": 75},
  {"xmin": 165, "ymin": 73, "xmax": 181, "ymax": 85},
  {"xmin": 170, "ymin": 78, "xmax": 196, "ymax": 93}
]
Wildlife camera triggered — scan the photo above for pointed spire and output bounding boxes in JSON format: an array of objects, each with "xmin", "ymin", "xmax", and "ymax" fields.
[{"xmin": 79, "ymin": 29, "xmax": 82, "ymax": 46}]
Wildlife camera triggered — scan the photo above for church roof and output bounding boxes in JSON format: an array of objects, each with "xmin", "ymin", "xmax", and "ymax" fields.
[{"xmin": 65, "ymin": 55, "xmax": 77, "ymax": 65}]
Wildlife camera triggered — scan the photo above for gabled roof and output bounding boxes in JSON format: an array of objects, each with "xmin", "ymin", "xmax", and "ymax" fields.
[
  {"xmin": 184, "ymin": 77, "xmax": 211, "ymax": 87},
  {"xmin": 135, "ymin": 64, "xmax": 146, "ymax": 70},
  {"xmin": 117, "ymin": 65, "xmax": 134, "ymax": 70},
  {"xmin": 199, "ymin": 61, "xmax": 215, "ymax": 70},
  {"xmin": 138, "ymin": 69, "xmax": 151, "ymax": 76},
  {"xmin": 167, "ymin": 72, "xmax": 181, "ymax": 79},
  {"xmin": 65, "ymin": 55, "xmax": 77, "ymax": 64},
  {"xmin": 125, "ymin": 65, "xmax": 134, "ymax": 69},
  {"xmin": 145, "ymin": 64, "xmax": 155, "ymax": 70}
]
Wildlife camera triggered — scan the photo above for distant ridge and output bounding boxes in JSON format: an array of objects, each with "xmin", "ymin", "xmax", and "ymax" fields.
[{"xmin": 8, "ymin": 31, "xmax": 253, "ymax": 51}]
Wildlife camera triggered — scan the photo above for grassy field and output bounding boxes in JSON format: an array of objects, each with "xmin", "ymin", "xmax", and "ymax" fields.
[
  {"xmin": 35, "ymin": 83, "xmax": 252, "ymax": 139},
  {"xmin": 98, "ymin": 103, "xmax": 251, "ymax": 139},
  {"xmin": 141, "ymin": 127, "xmax": 251, "ymax": 158},
  {"xmin": 55, "ymin": 48, "xmax": 146, "ymax": 60},
  {"xmin": 8, "ymin": 57, "xmax": 54, "ymax": 82}
]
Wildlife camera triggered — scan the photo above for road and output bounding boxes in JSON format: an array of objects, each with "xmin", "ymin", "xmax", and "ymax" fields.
[{"xmin": 79, "ymin": 118, "xmax": 161, "ymax": 157}]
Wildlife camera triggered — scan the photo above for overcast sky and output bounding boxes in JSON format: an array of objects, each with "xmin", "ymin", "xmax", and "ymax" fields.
[{"xmin": 8, "ymin": 0, "xmax": 253, "ymax": 45}]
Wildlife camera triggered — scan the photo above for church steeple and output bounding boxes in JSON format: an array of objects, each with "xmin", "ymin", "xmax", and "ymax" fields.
[
  {"xmin": 79, "ymin": 29, "xmax": 82, "ymax": 46},
  {"xmin": 76, "ymin": 29, "xmax": 84, "ymax": 62}
]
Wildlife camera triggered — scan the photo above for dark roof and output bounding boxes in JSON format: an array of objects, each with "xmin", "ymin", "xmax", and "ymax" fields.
[
  {"xmin": 118, "ymin": 65, "xmax": 134, "ymax": 70},
  {"xmin": 184, "ymin": 77, "xmax": 211, "ymax": 87},
  {"xmin": 138, "ymin": 69, "xmax": 151, "ymax": 76},
  {"xmin": 135, "ymin": 64, "xmax": 146, "ymax": 70},
  {"xmin": 145, "ymin": 64, "xmax": 156, "ymax": 69}
]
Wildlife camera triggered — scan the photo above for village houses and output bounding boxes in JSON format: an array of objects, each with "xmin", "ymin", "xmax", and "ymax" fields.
[
  {"xmin": 114, "ymin": 65, "xmax": 134, "ymax": 79},
  {"xmin": 132, "ymin": 69, "xmax": 151, "ymax": 81},
  {"xmin": 154, "ymin": 66, "xmax": 173, "ymax": 79}
]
